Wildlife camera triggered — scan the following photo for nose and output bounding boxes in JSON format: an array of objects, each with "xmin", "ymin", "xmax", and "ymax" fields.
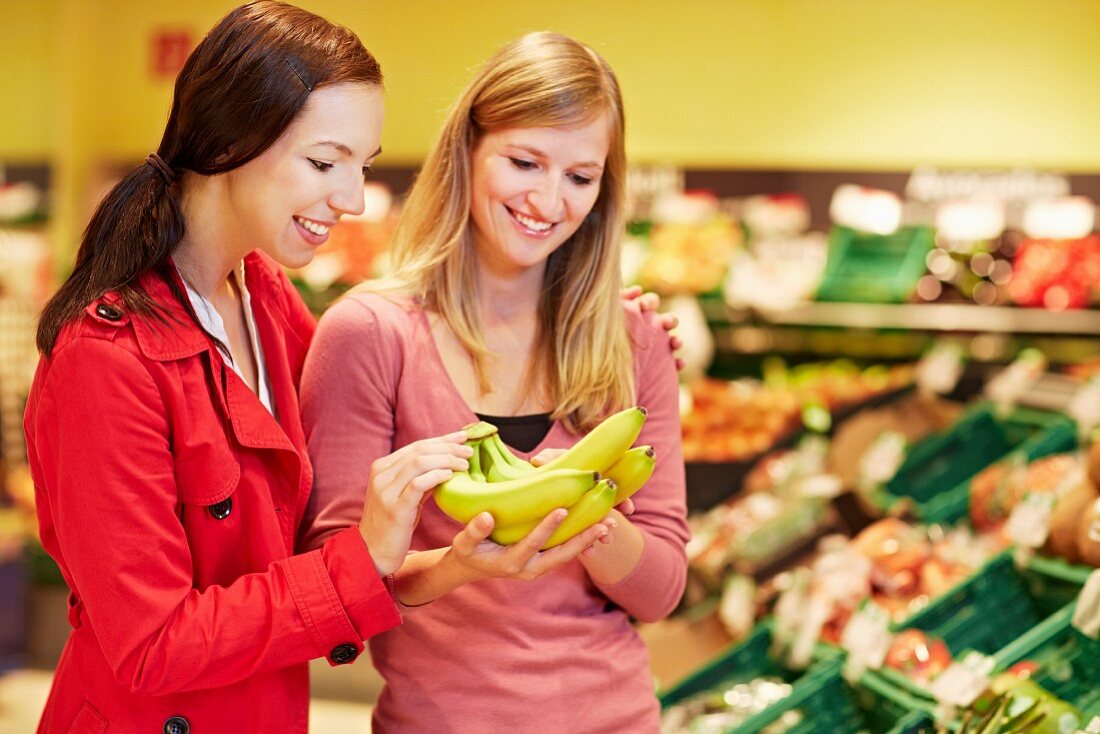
[
  {"xmin": 527, "ymin": 173, "xmax": 564, "ymax": 221},
  {"xmin": 329, "ymin": 171, "xmax": 366, "ymax": 217}
]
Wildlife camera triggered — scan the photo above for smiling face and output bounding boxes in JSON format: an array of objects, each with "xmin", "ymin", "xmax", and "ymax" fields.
[
  {"xmin": 468, "ymin": 114, "xmax": 612, "ymax": 278},
  {"xmin": 221, "ymin": 83, "xmax": 384, "ymax": 269}
]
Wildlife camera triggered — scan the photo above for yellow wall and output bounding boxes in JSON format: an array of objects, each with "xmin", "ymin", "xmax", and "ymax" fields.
[
  {"xmin": 0, "ymin": 1, "xmax": 58, "ymax": 162},
  {"xmin": 3, "ymin": 0, "xmax": 1100, "ymax": 249}
]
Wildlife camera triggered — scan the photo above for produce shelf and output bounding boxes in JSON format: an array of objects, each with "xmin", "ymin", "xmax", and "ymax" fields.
[
  {"xmin": 659, "ymin": 621, "xmax": 935, "ymax": 734},
  {"xmin": 737, "ymin": 301, "xmax": 1100, "ymax": 336}
]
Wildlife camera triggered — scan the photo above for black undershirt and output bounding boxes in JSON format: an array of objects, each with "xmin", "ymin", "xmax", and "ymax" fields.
[{"xmin": 474, "ymin": 412, "xmax": 553, "ymax": 453}]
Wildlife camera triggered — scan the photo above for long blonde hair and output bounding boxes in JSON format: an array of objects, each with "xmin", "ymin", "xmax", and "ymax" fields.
[{"xmin": 368, "ymin": 32, "xmax": 633, "ymax": 433}]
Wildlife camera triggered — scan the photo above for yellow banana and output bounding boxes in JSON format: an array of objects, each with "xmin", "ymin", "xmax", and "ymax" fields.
[
  {"xmin": 480, "ymin": 433, "xmax": 536, "ymax": 482},
  {"xmin": 604, "ymin": 445, "xmax": 656, "ymax": 504},
  {"xmin": 536, "ymin": 406, "xmax": 647, "ymax": 474},
  {"xmin": 490, "ymin": 479, "xmax": 617, "ymax": 549},
  {"xmin": 434, "ymin": 461, "xmax": 600, "ymax": 526}
]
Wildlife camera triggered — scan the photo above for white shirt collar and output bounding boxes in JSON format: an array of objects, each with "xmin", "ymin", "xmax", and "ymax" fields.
[{"xmin": 178, "ymin": 261, "xmax": 274, "ymax": 416}]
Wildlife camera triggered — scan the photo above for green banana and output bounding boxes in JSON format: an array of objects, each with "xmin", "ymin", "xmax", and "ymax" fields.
[
  {"xmin": 434, "ymin": 444, "xmax": 600, "ymax": 526},
  {"xmin": 490, "ymin": 478, "xmax": 617, "ymax": 548},
  {"xmin": 603, "ymin": 445, "xmax": 656, "ymax": 504},
  {"xmin": 536, "ymin": 406, "xmax": 647, "ymax": 474},
  {"xmin": 480, "ymin": 433, "xmax": 536, "ymax": 482}
]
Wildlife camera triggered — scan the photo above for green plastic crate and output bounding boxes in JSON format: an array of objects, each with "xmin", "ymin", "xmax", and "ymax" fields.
[
  {"xmin": 991, "ymin": 601, "xmax": 1100, "ymax": 717},
  {"xmin": 659, "ymin": 622, "xmax": 933, "ymax": 734},
  {"xmin": 816, "ymin": 225, "xmax": 934, "ymax": 304},
  {"xmin": 1020, "ymin": 553, "xmax": 1097, "ymax": 622},
  {"xmin": 873, "ymin": 404, "xmax": 1076, "ymax": 522},
  {"xmin": 869, "ymin": 551, "xmax": 1075, "ymax": 703},
  {"xmin": 917, "ymin": 412, "xmax": 1078, "ymax": 524}
]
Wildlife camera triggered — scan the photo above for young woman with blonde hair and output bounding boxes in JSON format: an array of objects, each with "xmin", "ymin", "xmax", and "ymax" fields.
[{"xmin": 301, "ymin": 31, "xmax": 688, "ymax": 732}]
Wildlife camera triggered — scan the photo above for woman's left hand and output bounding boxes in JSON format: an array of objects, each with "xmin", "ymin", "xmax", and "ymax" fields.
[
  {"xmin": 449, "ymin": 510, "xmax": 611, "ymax": 581},
  {"xmin": 621, "ymin": 285, "xmax": 683, "ymax": 371}
]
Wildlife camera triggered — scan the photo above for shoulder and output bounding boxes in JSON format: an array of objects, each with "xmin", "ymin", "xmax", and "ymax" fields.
[
  {"xmin": 51, "ymin": 293, "xmax": 144, "ymax": 362},
  {"xmin": 322, "ymin": 290, "xmax": 421, "ymax": 339},
  {"xmin": 38, "ymin": 304, "xmax": 157, "ymax": 406}
]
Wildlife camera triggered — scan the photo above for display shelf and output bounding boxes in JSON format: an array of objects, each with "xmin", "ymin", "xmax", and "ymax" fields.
[
  {"xmin": 703, "ymin": 298, "xmax": 1100, "ymax": 336},
  {"xmin": 760, "ymin": 302, "xmax": 1100, "ymax": 335}
]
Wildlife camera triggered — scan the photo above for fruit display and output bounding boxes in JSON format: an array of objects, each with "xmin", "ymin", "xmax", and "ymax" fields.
[
  {"xmin": 659, "ymin": 677, "xmax": 795, "ymax": 734},
  {"xmin": 947, "ymin": 674, "xmax": 1086, "ymax": 734},
  {"xmin": 687, "ymin": 486, "xmax": 831, "ymax": 588},
  {"xmin": 839, "ymin": 519, "xmax": 999, "ymax": 634},
  {"xmin": 826, "ymin": 393, "xmax": 961, "ymax": 489},
  {"xmin": 1008, "ymin": 235, "xmax": 1100, "ymax": 310},
  {"xmin": 968, "ymin": 448, "xmax": 1100, "ymax": 568},
  {"xmin": 433, "ymin": 406, "xmax": 651, "ymax": 549},
  {"xmin": 882, "ymin": 629, "xmax": 953, "ymax": 686},
  {"xmin": 636, "ymin": 216, "xmax": 743, "ymax": 296},
  {"xmin": 681, "ymin": 360, "xmax": 915, "ymax": 463}
]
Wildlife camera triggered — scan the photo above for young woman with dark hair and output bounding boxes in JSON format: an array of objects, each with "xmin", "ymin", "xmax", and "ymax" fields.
[{"xmin": 24, "ymin": 3, "xmax": 615, "ymax": 731}]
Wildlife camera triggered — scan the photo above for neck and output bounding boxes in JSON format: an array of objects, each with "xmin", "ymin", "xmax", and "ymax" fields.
[
  {"xmin": 175, "ymin": 172, "xmax": 251, "ymax": 298},
  {"xmin": 474, "ymin": 258, "xmax": 545, "ymax": 323}
]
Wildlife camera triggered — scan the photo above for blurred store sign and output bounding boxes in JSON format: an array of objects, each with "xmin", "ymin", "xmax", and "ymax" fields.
[
  {"xmin": 906, "ymin": 166, "xmax": 1069, "ymax": 204},
  {"xmin": 150, "ymin": 28, "xmax": 195, "ymax": 79}
]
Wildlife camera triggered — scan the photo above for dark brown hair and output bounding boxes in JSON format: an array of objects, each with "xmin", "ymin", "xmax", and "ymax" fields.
[{"xmin": 37, "ymin": 0, "xmax": 383, "ymax": 355}]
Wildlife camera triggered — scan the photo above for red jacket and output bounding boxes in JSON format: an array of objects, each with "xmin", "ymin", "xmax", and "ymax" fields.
[{"xmin": 24, "ymin": 252, "xmax": 399, "ymax": 733}]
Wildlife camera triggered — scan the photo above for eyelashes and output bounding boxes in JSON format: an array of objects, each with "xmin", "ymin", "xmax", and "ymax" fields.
[
  {"xmin": 308, "ymin": 158, "xmax": 374, "ymax": 181},
  {"xmin": 508, "ymin": 157, "xmax": 595, "ymax": 186}
]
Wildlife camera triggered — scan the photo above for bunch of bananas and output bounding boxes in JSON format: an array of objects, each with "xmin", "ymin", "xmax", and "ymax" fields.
[{"xmin": 433, "ymin": 406, "xmax": 657, "ymax": 549}]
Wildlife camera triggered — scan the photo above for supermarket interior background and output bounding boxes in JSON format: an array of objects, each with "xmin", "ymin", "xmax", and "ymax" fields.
[{"xmin": 3, "ymin": 1, "xmax": 1100, "ymax": 732}]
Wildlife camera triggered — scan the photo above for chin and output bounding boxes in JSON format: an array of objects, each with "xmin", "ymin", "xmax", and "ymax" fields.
[{"xmin": 269, "ymin": 247, "xmax": 315, "ymax": 271}]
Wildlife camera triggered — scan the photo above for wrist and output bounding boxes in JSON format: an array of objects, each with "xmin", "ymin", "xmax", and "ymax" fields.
[
  {"xmin": 359, "ymin": 523, "xmax": 397, "ymax": 576},
  {"xmin": 443, "ymin": 546, "xmax": 486, "ymax": 585}
]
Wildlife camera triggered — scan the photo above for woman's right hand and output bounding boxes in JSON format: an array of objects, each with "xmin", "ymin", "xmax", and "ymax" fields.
[
  {"xmin": 359, "ymin": 430, "xmax": 473, "ymax": 576},
  {"xmin": 447, "ymin": 510, "xmax": 611, "ymax": 582}
]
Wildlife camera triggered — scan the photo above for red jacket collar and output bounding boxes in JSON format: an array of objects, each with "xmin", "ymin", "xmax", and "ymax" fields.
[{"xmin": 130, "ymin": 252, "xmax": 281, "ymax": 362}]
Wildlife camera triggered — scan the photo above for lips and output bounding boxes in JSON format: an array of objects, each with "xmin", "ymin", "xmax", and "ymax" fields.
[
  {"xmin": 293, "ymin": 215, "xmax": 333, "ymax": 246},
  {"xmin": 506, "ymin": 206, "xmax": 555, "ymax": 237}
]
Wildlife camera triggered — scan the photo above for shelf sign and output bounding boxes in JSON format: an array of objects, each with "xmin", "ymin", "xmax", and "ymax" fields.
[{"xmin": 151, "ymin": 28, "xmax": 194, "ymax": 80}]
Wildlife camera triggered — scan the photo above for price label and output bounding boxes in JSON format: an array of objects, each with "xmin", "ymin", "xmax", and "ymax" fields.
[
  {"xmin": 985, "ymin": 349, "xmax": 1047, "ymax": 416},
  {"xmin": 928, "ymin": 652, "xmax": 995, "ymax": 708},
  {"xmin": 916, "ymin": 341, "xmax": 965, "ymax": 396},
  {"xmin": 1069, "ymin": 378, "xmax": 1100, "ymax": 437},
  {"xmin": 1072, "ymin": 569, "xmax": 1100, "ymax": 640},
  {"xmin": 841, "ymin": 601, "xmax": 891, "ymax": 679},
  {"xmin": 859, "ymin": 431, "xmax": 907, "ymax": 488},
  {"xmin": 1004, "ymin": 492, "xmax": 1056, "ymax": 548}
]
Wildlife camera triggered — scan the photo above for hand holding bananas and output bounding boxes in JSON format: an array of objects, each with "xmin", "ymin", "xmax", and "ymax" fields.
[
  {"xmin": 359, "ymin": 430, "xmax": 474, "ymax": 576},
  {"xmin": 433, "ymin": 407, "xmax": 656, "ymax": 550}
]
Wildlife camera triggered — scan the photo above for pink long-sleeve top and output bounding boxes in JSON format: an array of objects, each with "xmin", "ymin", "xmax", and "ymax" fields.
[{"xmin": 299, "ymin": 292, "xmax": 689, "ymax": 734}]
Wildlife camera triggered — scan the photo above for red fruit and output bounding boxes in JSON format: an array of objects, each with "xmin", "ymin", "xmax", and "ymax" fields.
[{"xmin": 884, "ymin": 629, "xmax": 953, "ymax": 685}]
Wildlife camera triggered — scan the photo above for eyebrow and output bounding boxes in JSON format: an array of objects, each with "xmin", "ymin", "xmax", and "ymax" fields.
[
  {"xmin": 508, "ymin": 144, "xmax": 603, "ymax": 170},
  {"xmin": 312, "ymin": 141, "xmax": 383, "ymax": 159}
]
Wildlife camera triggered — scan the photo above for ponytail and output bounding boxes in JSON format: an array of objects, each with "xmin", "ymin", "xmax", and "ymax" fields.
[{"xmin": 36, "ymin": 156, "xmax": 185, "ymax": 356}]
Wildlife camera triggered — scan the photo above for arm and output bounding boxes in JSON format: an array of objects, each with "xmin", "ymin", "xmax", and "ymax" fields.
[
  {"xmin": 299, "ymin": 297, "xmax": 400, "ymax": 552},
  {"xmin": 579, "ymin": 315, "xmax": 690, "ymax": 622},
  {"xmin": 31, "ymin": 340, "xmax": 400, "ymax": 696},
  {"xmin": 298, "ymin": 297, "xmax": 470, "ymax": 573}
]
